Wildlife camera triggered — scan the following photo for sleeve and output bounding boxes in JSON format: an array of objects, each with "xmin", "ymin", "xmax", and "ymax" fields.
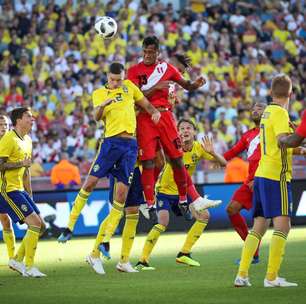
[
  {"xmin": 92, "ymin": 89, "xmax": 105, "ymax": 108},
  {"xmin": 127, "ymin": 66, "xmax": 139, "ymax": 86},
  {"xmin": 168, "ymin": 63, "xmax": 183, "ymax": 83},
  {"xmin": 223, "ymin": 135, "xmax": 247, "ymax": 160},
  {"xmin": 296, "ymin": 110, "xmax": 306, "ymax": 138},
  {"xmin": 272, "ymin": 108, "xmax": 290, "ymax": 136},
  {"xmin": 128, "ymin": 80, "xmax": 144, "ymax": 102},
  {"xmin": 0, "ymin": 134, "xmax": 13, "ymax": 158}
]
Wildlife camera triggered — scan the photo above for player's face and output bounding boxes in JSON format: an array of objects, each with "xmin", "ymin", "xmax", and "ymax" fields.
[
  {"xmin": 143, "ymin": 45, "xmax": 159, "ymax": 65},
  {"xmin": 19, "ymin": 111, "xmax": 34, "ymax": 133},
  {"xmin": 107, "ymin": 72, "xmax": 124, "ymax": 89},
  {"xmin": 251, "ymin": 103, "xmax": 266, "ymax": 124},
  {"xmin": 179, "ymin": 121, "xmax": 196, "ymax": 143},
  {"xmin": 0, "ymin": 118, "xmax": 9, "ymax": 137}
]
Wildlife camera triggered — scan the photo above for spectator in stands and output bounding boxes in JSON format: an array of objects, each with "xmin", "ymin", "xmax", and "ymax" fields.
[{"xmin": 50, "ymin": 153, "xmax": 81, "ymax": 190}]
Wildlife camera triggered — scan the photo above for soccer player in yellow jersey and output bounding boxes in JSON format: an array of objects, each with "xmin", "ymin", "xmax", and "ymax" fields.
[
  {"xmin": 234, "ymin": 75, "xmax": 298, "ymax": 287},
  {"xmin": 59, "ymin": 62, "xmax": 160, "ymax": 275},
  {"xmin": 135, "ymin": 119, "xmax": 226, "ymax": 270},
  {"xmin": 0, "ymin": 108, "xmax": 46, "ymax": 277}
]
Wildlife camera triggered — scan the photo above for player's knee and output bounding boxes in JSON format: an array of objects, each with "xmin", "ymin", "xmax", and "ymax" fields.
[
  {"xmin": 125, "ymin": 206, "xmax": 139, "ymax": 215},
  {"xmin": 158, "ymin": 211, "xmax": 169, "ymax": 227},
  {"xmin": 83, "ymin": 183, "xmax": 95, "ymax": 193},
  {"xmin": 0, "ymin": 215, "xmax": 12, "ymax": 230},
  {"xmin": 142, "ymin": 159, "xmax": 155, "ymax": 169},
  {"xmin": 26, "ymin": 213, "xmax": 42, "ymax": 228},
  {"xmin": 197, "ymin": 210, "xmax": 210, "ymax": 222}
]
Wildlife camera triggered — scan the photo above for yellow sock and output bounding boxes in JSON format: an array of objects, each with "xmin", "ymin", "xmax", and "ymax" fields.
[
  {"xmin": 238, "ymin": 230, "xmax": 261, "ymax": 278},
  {"xmin": 24, "ymin": 225, "xmax": 40, "ymax": 268},
  {"xmin": 91, "ymin": 218, "xmax": 109, "ymax": 258},
  {"xmin": 181, "ymin": 220, "xmax": 207, "ymax": 254},
  {"xmin": 67, "ymin": 189, "xmax": 91, "ymax": 232},
  {"xmin": 120, "ymin": 213, "xmax": 139, "ymax": 263},
  {"xmin": 102, "ymin": 200, "xmax": 124, "ymax": 243},
  {"xmin": 15, "ymin": 239, "xmax": 25, "ymax": 262},
  {"xmin": 140, "ymin": 224, "xmax": 166, "ymax": 263},
  {"xmin": 3, "ymin": 229, "xmax": 15, "ymax": 259},
  {"xmin": 266, "ymin": 230, "xmax": 287, "ymax": 281}
]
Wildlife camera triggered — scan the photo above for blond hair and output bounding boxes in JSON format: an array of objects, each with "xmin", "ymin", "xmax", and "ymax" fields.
[{"xmin": 271, "ymin": 74, "xmax": 292, "ymax": 99}]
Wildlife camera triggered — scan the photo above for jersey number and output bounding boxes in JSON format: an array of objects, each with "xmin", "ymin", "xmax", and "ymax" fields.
[
  {"xmin": 260, "ymin": 124, "xmax": 266, "ymax": 155},
  {"xmin": 115, "ymin": 93, "xmax": 123, "ymax": 102}
]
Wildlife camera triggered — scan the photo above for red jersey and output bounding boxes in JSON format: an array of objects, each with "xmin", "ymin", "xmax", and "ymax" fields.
[
  {"xmin": 296, "ymin": 110, "xmax": 306, "ymax": 138},
  {"xmin": 223, "ymin": 128, "xmax": 261, "ymax": 183},
  {"xmin": 127, "ymin": 61, "xmax": 183, "ymax": 108}
]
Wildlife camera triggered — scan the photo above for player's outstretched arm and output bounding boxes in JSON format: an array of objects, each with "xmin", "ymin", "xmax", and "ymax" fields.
[
  {"xmin": 136, "ymin": 97, "xmax": 161, "ymax": 124},
  {"xmin": 176, "ymin": 76, "xmax": 206, "ymax": 92},
  {"xmin": 201, "ymin": 136, "xmax": 227, "ymax": 166},
  {"xmin": 0, "ymin": 156, "xmax": 32, "ymax": 171},
  {"xmin": 279, "ymin": 133, "xmax": 305, "ymax": 148}
]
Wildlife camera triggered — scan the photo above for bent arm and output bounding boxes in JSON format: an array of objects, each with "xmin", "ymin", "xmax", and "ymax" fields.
[
  {"xmin": 278, "ymin": 133, "xmax": 304, "ymax": 148},
  {"xmin": 0, "ymin": 157, "xmax": 30, "ymax": 171}
]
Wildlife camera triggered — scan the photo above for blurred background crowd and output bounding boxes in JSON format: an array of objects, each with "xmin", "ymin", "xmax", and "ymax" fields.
[{"xmin": 0, "ymin": 0, "xmax": 305, "ymax": 188}]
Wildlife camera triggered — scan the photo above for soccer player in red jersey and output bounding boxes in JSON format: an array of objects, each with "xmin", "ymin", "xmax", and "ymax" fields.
[
  {"xmin": 128, "ymin": 36, "xmax": 215, "ymax": 211},
  {"xmin": 223, "ymin": 102, "xmax": 266, "ymax": 264},
  {"xmin": 279, "ymin": 109, "xmax": 306, "ymax": 147}
]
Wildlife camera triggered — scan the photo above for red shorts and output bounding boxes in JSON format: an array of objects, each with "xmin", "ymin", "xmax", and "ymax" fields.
[
  {"xmin": 231, "ymin": 183, "xmax": 253, "ymax": 210},
  {"xmin": 137, "ymin": 111, "xmax": 183, "ymax": 161}
]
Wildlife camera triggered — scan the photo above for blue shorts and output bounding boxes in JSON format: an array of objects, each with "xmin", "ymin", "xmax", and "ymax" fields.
[
  {"xmin": 156, "ymin": 193, "xmax": 192, "ymax": 216},
  {"xmin": 253, "ymin": 177, "xmax": 293, "ymax": 218},
  {"xmin": 109, "ymin": 166, "xmax": 145, "ymax": 207},
  {"xmin": 0, "ymin": 191, "xmax": 40, "ymax": 223},
  {"xmin": 90, "ymin": 137, "xmax": 138, "ymax": 186}
]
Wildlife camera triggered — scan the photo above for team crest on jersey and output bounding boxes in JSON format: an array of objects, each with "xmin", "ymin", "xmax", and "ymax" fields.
[
  {"xmin": 123, "ymin": 85, "xmax": 128, "ymax": 93},
  {"xmin": 158, "ymin": 200, "xmax": 163, "ymax": 208},
  {"xmin": 192, "ymin": 154, "xmax": 198, "ymax": 163},
  {"xmin": 93, "ymin": 164, "xmax": 100, "ymax": 172},
  {"xmin": 21, "ymin": 204, "xmax": 28, "ymax": 212}
]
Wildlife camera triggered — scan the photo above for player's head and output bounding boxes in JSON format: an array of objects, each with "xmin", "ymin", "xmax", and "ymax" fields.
[
  {"xmin": 251, "ymin": 102, "xmax": 266, "ymax": 124},
  {"xmin": 142, "ymin": 35, "xmax": 159, "ymax": 66},
  {"xmin": 178, "ymin": 119, "xmax": 196, "ymax": 143},
  {"xmin": 0, "ymin": 115, "xmax": 9, "ymax": 137},
  {"xmin": 107, "ymin": 62, "xmax": 125, "ymax": 89},
  {"xmin": 171, "ymin": 53, "xmax": 191, "ymax": 73},
  {"xmin": 271, "ymin": 74, "xmax": 292, "ymax": 102},
  {"xmin": 10, "ymin": 107, "xmax": 34, "ymax": 133}
]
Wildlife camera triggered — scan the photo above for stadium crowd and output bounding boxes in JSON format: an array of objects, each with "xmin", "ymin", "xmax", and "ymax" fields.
[{"xmin": 0, "ymin": 0, "xmax": 305, "ymax": 178}]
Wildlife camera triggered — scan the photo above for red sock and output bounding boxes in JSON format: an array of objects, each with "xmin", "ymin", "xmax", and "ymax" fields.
[
  {"xmin": 186, "ymin": 170, "xmax": 200, "ymax": 201},
  {"xmin": 172, "ymin": 166, "xmax": 187, "ymax": 201},
  {"xmin": 229, "ymin": 213, "xmax": 248, "ymax": 241},
  {"xmin": 154, "ymin": 166, "xmax": 162, "ymax": 182},
  {"xmin": 141, "ymin": 167, "xmax": 155, "ymax": 206}
]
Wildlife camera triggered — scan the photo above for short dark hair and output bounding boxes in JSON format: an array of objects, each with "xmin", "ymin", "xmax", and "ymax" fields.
[
  {"xmin": 177, "ymin": 119, "xmax": 196, "ymax": 130},
  {"xmin": 109, "ymin": 62, "xmax": 124, "ymax": 74},
  {"xmin": 173, "ymin": 53, "xmax": 191, "ymax": 68},
  {"xmin": 143, "ymin": 35, "xmax": 159, "ymax": 49},
  {"xmin": 10, "ymin": 107, "xmax": 31, "ymax": 126}
]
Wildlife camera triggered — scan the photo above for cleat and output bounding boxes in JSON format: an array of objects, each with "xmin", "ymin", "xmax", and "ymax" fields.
[
  {"xmin": 86, "ymin": 255, "xmax": 105, "ymax": 275},
  {"xmin": 24, "ymin": 267, "xmax": 47, "ymax": 278},
  {"xmin": 139, "ymin": 204, "xmax": 150, "ymax": 220},
  {"xmin": 148, "ymin": 206, "xmax": 158, "ymax": 224},
  {"xmin": 134, "ymin": 261, "xmax": 156, "ymax": 271},
  {"xmin": 116, "ymin": 262, "xmax": 139, "ymax": 273},
  {"xmin": 8, "ymin": 259, "xmax": 26, "ymax": 275},
  {"xmin": 234, "ymin": 275, "xmax": 252, "ymax": 287},
  {"xmin": 235, "ymin": 256, "xmax": 260, "ymax": 265},
  {"xmin": 176, "ymin": 253, "xmax": 200, "ymax": 267},
  {"xmin": 264, "ymin": 277, "xmax": 298, "ymax": 287},
  {"xmin": 99, "ymin": 242, "xmax": 111, "ymax": 261},
  {"xmin": 57, "ymin": 228, "xmax": 72, "ymax": 243},
  {"xmin": 178, "ymin": 202, "xmax": 193, "ymax": 221},
  {"xmin": 190, "ymin": 195, "xmax": 222, "ymax": 212}
]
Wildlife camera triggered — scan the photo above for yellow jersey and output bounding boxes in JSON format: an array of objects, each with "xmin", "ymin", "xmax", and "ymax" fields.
[
  {"xmin": 92, "ymin": 79, "xmax": 144, "ymax": 138},
  {"xmin": 255, "ymin": 104, "xmax": 293, "ymax": 181},
  {"xmin": 0, "ymin": 130, "xmax": 32, "ymax": 192},
  {"xmin": 156, "ymin": 141, "xmax": 214, "ymax": 195}
]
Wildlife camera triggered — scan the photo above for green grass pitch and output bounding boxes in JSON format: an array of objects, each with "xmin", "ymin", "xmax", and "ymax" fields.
[{"xmin": 0, "ymin": 228, "xmax": 305, "ymax": 304}]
